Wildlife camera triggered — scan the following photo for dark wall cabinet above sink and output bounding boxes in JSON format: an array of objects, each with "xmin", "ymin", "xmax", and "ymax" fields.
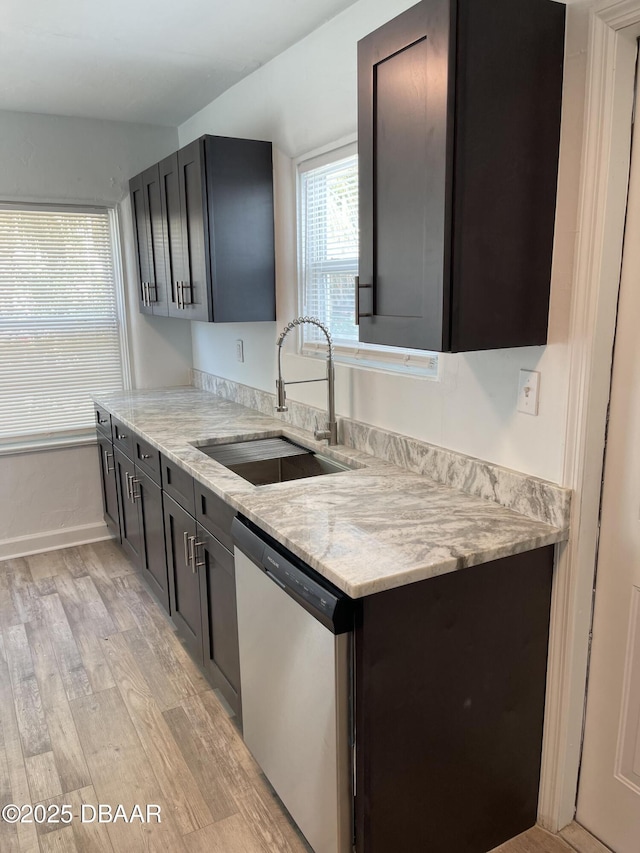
[
  {"xmin": 129, "ymin": 134, "xmax": 275, "ymax": 324},
  {"xmin": 357, "ymin": 0, "xmax": 566, "ymax": 352}
]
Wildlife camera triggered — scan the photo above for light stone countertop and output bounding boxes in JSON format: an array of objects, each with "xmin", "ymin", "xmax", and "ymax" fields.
[{"xmin": 93, "ymin": 387, "xmax": 568, "ymax": 598}]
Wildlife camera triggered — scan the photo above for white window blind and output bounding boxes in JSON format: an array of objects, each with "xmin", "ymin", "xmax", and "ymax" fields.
[
  {"xmin": 299, "ymin": 153, "xmax": 359, "ymax": 345},
  {"xmin": 297, "ymin": 148, "xmax": 438, "ymax": 379},
  {"xmin": 0, "ymin": 205, "xmax": 125, "ymax": 443}
]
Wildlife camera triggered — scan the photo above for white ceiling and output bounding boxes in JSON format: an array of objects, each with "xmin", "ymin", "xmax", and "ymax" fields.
[{"xmin": 0, "ymin": 0, "xmax": 359, "ymax": 126}]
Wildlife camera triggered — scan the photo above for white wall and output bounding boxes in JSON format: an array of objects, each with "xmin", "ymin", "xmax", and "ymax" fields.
[
  {"xmin": 0, "ymin": 110, "xmax": 191, "ymax": 557},
  {"xmin": 179, "ymin": 0, "xmax": 590, "ymax": 484}
]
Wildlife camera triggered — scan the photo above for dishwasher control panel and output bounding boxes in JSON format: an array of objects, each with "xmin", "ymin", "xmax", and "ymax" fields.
[{"xmin": 232, "ymin": 515, "xmax": 354, "ymax": 634}]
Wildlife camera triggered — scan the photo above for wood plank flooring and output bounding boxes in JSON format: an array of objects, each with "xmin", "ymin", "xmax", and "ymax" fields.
[{"xmin": 0, "ymin": 542, "xmax": 602, "ymax": 853}]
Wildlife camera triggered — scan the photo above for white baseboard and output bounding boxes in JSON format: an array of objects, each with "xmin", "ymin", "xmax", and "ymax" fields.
[{"xmin": 0, "ymin": 522, "xmax": 112, "ymax": 561}]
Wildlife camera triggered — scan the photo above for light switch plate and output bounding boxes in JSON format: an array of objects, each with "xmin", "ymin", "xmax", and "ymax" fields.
[
  {"xmin": 517, "ymin": 369, "xmax": 540, "ymax": 415},
  {"xmin": 235, "ymin": 339, "xmax": 244, "ymax": 363}
]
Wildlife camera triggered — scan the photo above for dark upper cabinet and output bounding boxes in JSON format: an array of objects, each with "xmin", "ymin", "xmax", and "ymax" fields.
[
  {"xmin": 357, "ymin": 0, "xmax": 565, "ymax": 352},
  {"xmin": 131, "ymin": 135, "xmax": 275, "ymax": 324},
  {"xmin": 130, "ymin": 165, "xmax": 170, "ymax": 316}
]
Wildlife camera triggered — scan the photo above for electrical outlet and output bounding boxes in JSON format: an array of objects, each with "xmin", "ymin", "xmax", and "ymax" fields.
[
  {"xmin": 517, "ymin": 369, "xmax": 540, "ymax": 415},
  {"xmin": 235, "ymin": 339, "xmax": 244, "ymax": 363}
]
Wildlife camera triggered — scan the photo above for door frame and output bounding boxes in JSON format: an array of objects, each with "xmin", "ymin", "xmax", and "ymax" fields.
[{"xmin": 539, "ymin": 0, "xmax": 640, "ymax": 831}]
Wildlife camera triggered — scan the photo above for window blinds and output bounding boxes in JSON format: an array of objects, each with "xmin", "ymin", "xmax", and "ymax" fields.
[
  {"xmin": 0, "ymin": 206, "xmax": 124, "ymax": 442},
  {"xmin": 299, "ymin": 154, "xmax": 359, "ymax": 345}
]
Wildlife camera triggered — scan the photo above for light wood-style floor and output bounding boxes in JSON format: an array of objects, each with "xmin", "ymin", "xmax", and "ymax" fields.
[{"xmin": 0, "ymin": 542, "xmax": 607, "ymax": 853}]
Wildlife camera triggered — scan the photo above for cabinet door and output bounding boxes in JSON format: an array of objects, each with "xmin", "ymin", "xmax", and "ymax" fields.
[
  {"xmin": 97, "ymin": 435, "xmax": 120, "ymax": 541},
  {"xmin": 205, "ymin": 136, "xmax": 275, "ymax": 322},
  {"xmin": 159, "ymin": 152, "xmax": 189, "ymax": 319},
  {"xmin": 129, "ymin": 172, "xmax": 154, "ymax": 315},
  {"xmin": 164, "ymin": 494, "xmax": 202, "ymax": 661},
  {"xmin": 114, "ymin": 448, "xmax": 143, "ymax": 567},
  {"xmin": 177, "ymin": 139, "xmax": 211, "ymax": 322},
  {"xmin": 136, "ymin": 468, "xmax": 170, "ymax": 613},
  {"xmin": 358, "ymin": 0, "xmax": 451, "ymax": 352},
  {"xmin": 142, "ymin": 165, "xmax": 170, "ymax": 317},
  {"xmin": 197, "ymin": 526, "xmax": 241, "ymax": 716}
]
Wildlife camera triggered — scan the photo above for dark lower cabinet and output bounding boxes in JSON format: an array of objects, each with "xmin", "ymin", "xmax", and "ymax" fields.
[
  {"xmin": 137, "ymin": 469, "xmax": 170, "ymax": 612},
  {"xmin": 96, "ymin": 411, "xmax": 170, "ymax": 615},
  {"xmin": 96, "ymin": 412, "xmax": 241, "ymax": 718},
  {"xmin": 114, "ymin": 448, "xmax": 143, "ymax": 567},
  {"xmin": 198, "ymin": 528, "xmax": 241, "ymax": 717},
  {"xmin": 97, "ymin": 435, "xmax": 119, "ymax": 541},
  {"xmin": 163, "ymin": 492, "xmax": 241, "ymax": 718},
  {"xmin": 355, "ymin": 546, "xmax": 555, "ymax": 853},
  {"xmin": 164, "ymin": 494, "xmax": 203, "ymax": 661}
]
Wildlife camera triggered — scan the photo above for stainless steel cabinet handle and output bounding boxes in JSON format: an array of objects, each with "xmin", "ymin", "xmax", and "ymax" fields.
[
  {"xmin": 183, "ymin": 531, "xmax": 191, "ymax": 569},
  {"xmin": 130, "ymin": 477, "xmax": 140, "ymax": 502},
  {"xmin": 355, "ymin": 275, "xmax": 373, "ymax": 325},
  {"xmin": 117, "ymin": 431, "xmax": 127, "ymax": 440},
  {"xmin": 177, "ymin": 281, "xmax": 184, "ymax": 310},
  {"xmin": 140, "ymin": 453, "xmax": 152, "ymax": 460},
  {"xmin": 148, "ymin": 282, "xmax": 157, "ymax": 304},
  {"xmin": 125, "ymin": 473, "xmax": 132, "ymax": 501},
  {"xmin": 98, "ymin": 416, "xmax": 108, "ymax": 425},
  {"xmin": 188, "ymin": 535, "xmax": 196, "ymax": 573},
  {"xmin": 193, "ymin": 539, "xmax": 205, "ymax": 569},
  {"xmin": 142, "ymin": 281, "xmax": 148, "ymax": 307},
  {"xmin": 104, "ymin": 450, "xmax": 115, "ymax": 473}
]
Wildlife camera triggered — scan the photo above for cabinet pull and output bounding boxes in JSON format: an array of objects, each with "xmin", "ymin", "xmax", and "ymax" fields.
[
  {"xmin": 104, "ymin": 450, "xmax": 115, "ymax": 473},
  {"xmin": 140, "ymin": 453, "xmax": 152, "ymax": 460},
  {"xmin": 193, "ymin": 539, "xmax": 206, "ymax": 569},
  {"xmin": 117, "ymin": 431, "xmax": 127, "ymax": 440},
  {"xmin": 130, "ymin": 477, "xmax": 141, "ymax": 502},
  {"xmin": 143, "ymin": 281, "xmax": 150, "ymax": 307},
  {"xmin": 125, "ymin": 473, "xmax": 132, "ymax": 501},
  {"xmin": 148, "ymin": 282, "xmax": 157, "ymax": 304},
  {"xmin": 355, "ymin": 275, "xmax": 373, "ymax": 325},
  {"xmin": 98, "ymin": 416, "xmax": 108, "ymax": 425},
  {"xmin": 183, "ymin": 531, "xmax": 191, "ymax": 569},
  {"xmin": 176, "ymin": 281, "xmax": 184, "ymax": 310},
  {"xmin": 188, "ymin": 535, "xmax": 196, "ymax": 573}
]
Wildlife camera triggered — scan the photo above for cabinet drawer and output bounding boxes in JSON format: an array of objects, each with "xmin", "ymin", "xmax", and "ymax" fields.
[
  {"xmin": 95, "ymin": 406, "xmax": 112, "ymax": 439},
  {"xmin": 161, "ymin": 456, "xmax": 195, "ymax": 516},
  {"xmin": 134, "ymin": 435, "xmax": 162, "ymax": 486},
  {"xmin": 112, "ymin": 417, "xmax": 134, "ymax": 459},
  {"xmin": 195, "ymin": 482, "xmax": 235, "ymax": 551}
]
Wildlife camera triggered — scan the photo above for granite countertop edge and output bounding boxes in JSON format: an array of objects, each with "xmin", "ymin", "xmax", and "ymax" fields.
[{"xmin": 93, "ymin": 388, "xmax": 568, "ymax": 599}]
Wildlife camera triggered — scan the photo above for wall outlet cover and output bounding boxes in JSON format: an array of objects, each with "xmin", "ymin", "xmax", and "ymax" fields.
[
  {"xmin": 235, "ymin": 339, "xmax": 244, "ymax": 363},
  {"xmin": 517, "ymin": 369, "xmax": 540, "ymax": 415}
]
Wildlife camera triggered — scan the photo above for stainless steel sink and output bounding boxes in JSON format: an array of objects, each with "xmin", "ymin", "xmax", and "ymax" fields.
[{"xmin": 192, "ymin": 436, "xmax": 355, "ymax": 486}]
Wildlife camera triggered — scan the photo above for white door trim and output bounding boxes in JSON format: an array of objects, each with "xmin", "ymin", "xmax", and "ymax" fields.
[{"xmin": 538, "ymin": 0, "xmax": 640, "ymax": 831}]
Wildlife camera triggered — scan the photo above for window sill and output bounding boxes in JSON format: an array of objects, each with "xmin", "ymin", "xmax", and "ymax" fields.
[
  {"xmin": 0, "ymin": 431, "xmax": 97, "ymax": 457},
  {"xmin": 301, "ymin": 341, "xmax": 439, "ymax": 379}
]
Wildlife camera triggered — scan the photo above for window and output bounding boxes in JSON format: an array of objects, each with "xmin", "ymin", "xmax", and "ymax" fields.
[
  {"xmin": 297, "ymin": 146, "xmax": 438, "ymax": 378},
  {"xmin": 0, "ymin": 204, "xmax": 127, "ymax": 446}
]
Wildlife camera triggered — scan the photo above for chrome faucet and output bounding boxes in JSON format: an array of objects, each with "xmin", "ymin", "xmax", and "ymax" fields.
[{"xmin": 275, "ymin": 316, "xmax": 338, "ymax": 446}]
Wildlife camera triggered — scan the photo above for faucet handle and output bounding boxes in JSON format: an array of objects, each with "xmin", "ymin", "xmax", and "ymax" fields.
[{"xmin": 275, "ymin": 378, "xmax": 288, "ymax": 413}]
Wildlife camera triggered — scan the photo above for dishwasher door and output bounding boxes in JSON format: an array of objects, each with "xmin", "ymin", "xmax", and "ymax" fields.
[{"xmin": 234, "ymin": 546, "xmax": 352, "ymax": 853}]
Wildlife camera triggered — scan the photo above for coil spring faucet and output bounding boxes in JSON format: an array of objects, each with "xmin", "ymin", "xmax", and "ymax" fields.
[{"xmin": 275, "ymin": 316, "xmax": 337, "ymax": 446}]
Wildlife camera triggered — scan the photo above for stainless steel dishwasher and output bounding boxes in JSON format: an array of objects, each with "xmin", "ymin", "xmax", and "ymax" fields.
[{"xmin": 231, "ymin": 516, "xmax": 354, "ymax": 853}]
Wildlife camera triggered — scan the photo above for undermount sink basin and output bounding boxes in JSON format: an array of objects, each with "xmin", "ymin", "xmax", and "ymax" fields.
[{"xmin": 192, "ymin": 436, "xmax": 355, "ymax": 486}]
